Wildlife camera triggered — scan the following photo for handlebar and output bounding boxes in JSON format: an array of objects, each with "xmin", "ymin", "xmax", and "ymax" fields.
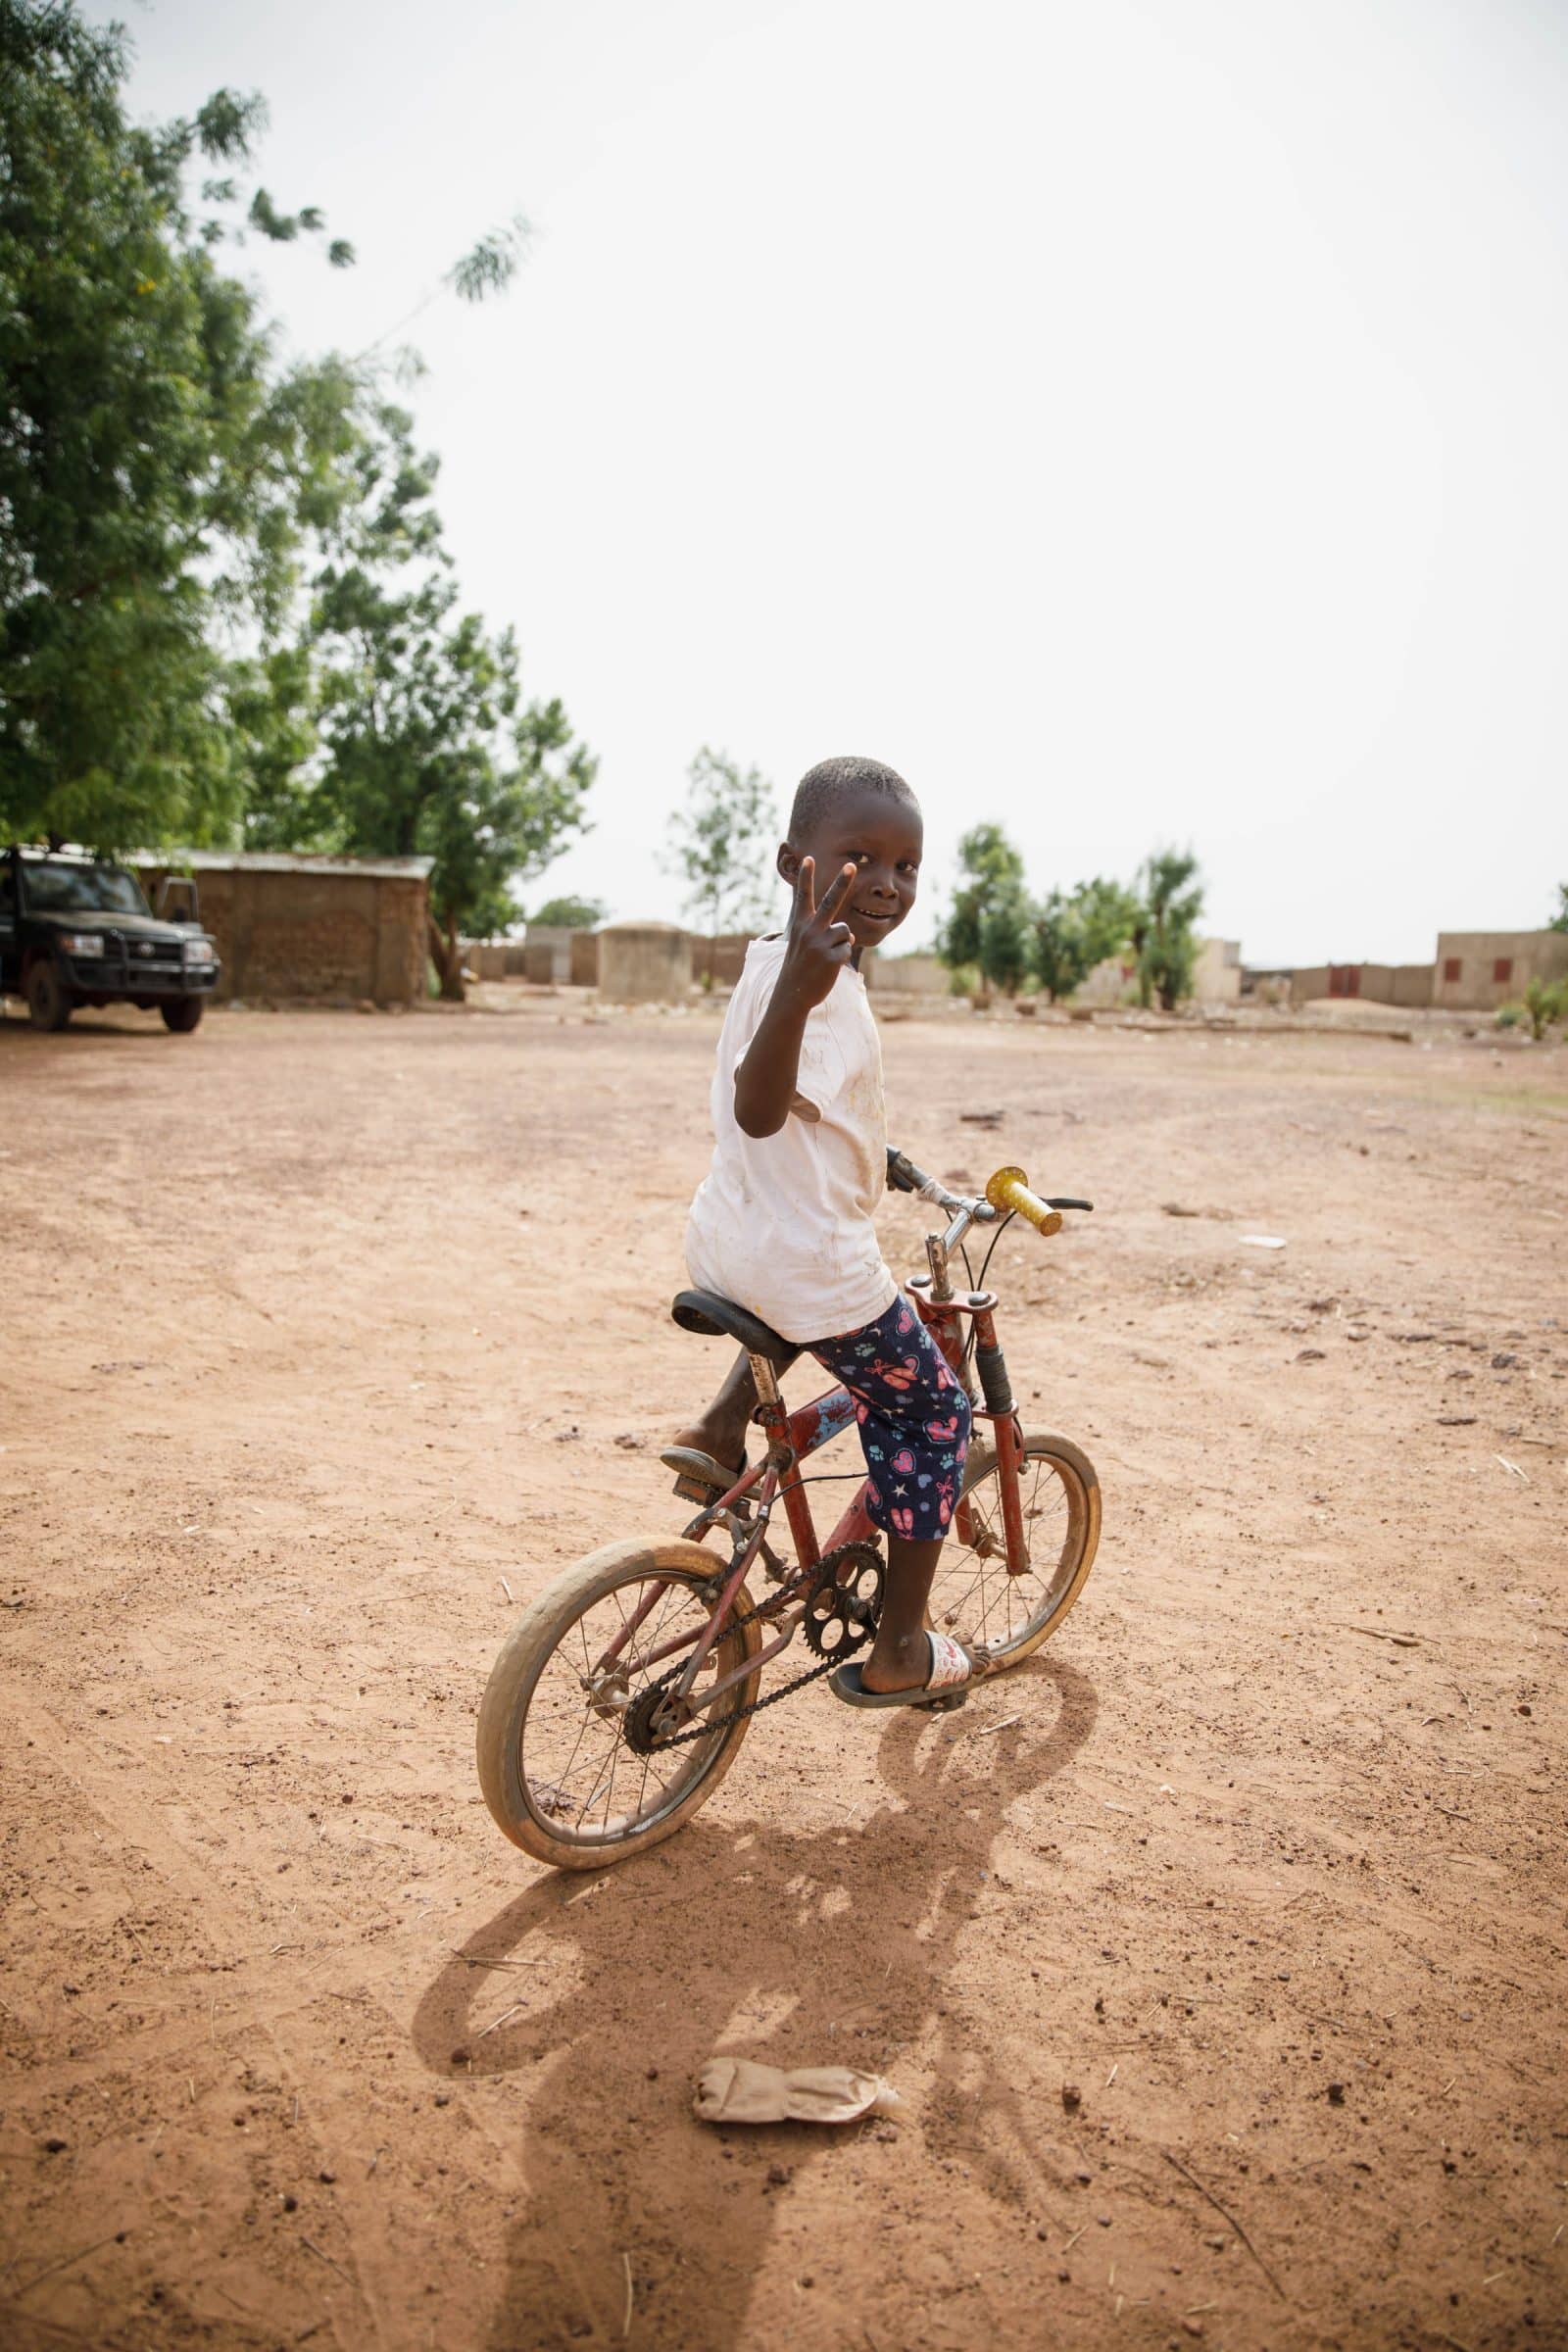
[
  {"xmin": 984, "ymin": 1165, "xmax": 1063, "ymax": 1238},
  {"xmin": 887, "ymin": 1147, "xmax": 1094, "ymax": 1276}
]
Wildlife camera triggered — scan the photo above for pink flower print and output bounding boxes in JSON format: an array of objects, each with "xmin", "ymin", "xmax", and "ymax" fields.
[
  {"xmin": 937, "ymin": 1491, "xmax": 953, "ymax": 1528},
  {"xmin": 878, "ymin": 1356, "xmax": 919, "ymax": 1392},
  {"xmin": 925, "ymin": 1412, "xmax": 960, "ymax": 1443},
  {"xmin": 890, "ymin": 1505, "xmax": 915, "ymax": 1538},
  {"xmin": 891, "ymin": 1447, "xmax": 916, "ymax": 1475}
]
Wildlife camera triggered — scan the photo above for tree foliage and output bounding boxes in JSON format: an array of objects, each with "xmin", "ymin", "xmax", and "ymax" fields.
[
  {"xmin": 301, "ymin": 404, "xmax": 594, "ymax": 996},
  {"xmin": 938, "ymin": 824, "xmax": 1027, "ymax": 970},
  {"xmin": 1549, "ymin": 884, "xmax": 1568, "ymax": 935},
  {"xmin": 0, "ymin": 6, "xmax": 595, "ymax": 995},
  {"xmin": 0, "ymin": 1, "xmax": 361, "ymax": 850},
  {"xmin": 666, "ymin": 748, "xmax": 778, "ymax": 987},
  {"xmin": 977, "ymin": 888, "xmax": 1033, "ymax": 997},
  {"xmin": 528, "ymin": 895, "xmax": 606, "ymax": 929},
  {"xmin": 1029, "ymin": 876, "xmax": 1139, "ymax": 1002},
  {"xmin": 1132, "ymin": 849, "xmax": 1204, "ymax": 1010}
]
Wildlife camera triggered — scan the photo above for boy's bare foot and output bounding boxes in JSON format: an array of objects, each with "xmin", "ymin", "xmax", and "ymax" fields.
[
  {"xmin": 668, "ymin": 1348, "xmax": 758, "ymax": 1484},
  {"xmin": 666, "ymin": 1424, "xmax": 748, "ymax": 1481}
]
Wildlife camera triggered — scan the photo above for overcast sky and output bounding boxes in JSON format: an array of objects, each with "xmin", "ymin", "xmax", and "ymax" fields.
[{"xmin": 95, "ymin": 0, "xmax": 1566, "ymax": 962}]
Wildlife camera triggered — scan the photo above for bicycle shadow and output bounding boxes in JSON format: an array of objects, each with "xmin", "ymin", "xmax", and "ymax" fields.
[{"xmin": 413, "ymin": 1654, "xmax": 1098, "ymax": 2352}]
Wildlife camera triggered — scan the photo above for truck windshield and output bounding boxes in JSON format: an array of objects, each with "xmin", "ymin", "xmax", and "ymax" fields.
[{"xmin": 22, "ymin": 861, "xmax": 151, "ymax": 916}]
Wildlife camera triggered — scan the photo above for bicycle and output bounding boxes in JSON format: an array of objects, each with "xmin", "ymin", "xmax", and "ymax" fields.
[{"xmin": 476, "ymin": 1148, "xmax": 1101, "ymax": 1870}]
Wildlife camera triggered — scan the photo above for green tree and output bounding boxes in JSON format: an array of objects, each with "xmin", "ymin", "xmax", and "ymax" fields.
[
  {"xmin": 1029, "ymin": 875, "xmax": 1140, "ymax": 1002},
  {"xmin": 307, "ymin": 403, "xmax": 594, "ymax": 998},
  {"xmin": 529, "ymin": 895, "xmax": 606, "ymax": 929},
  {"xmin": 0, "ymin": 3, "xmax": 363, "ymax": 850},
  {"xmin": 977, "ymin": 887, "xmax": 1034, "ymax": 997},
  {"xmin": 1549, "ymin": 884, "xmax": 1568, "ymax": 934},
  {"xmin": 666, "ymin": 748, "xmax": 777, "ymax": 989},
  {"xmin": 938, "ymin": 823, "xmax": 1027, "ymax": 969},
  {"xmin": 1133, "ymin": 850, "xmax": 1204, "ymax": 1011}
]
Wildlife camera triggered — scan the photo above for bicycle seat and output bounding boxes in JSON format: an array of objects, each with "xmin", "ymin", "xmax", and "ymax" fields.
[{"xmin": 671, "ymin": 1290, "xmax": 800, "ymax": 1371}]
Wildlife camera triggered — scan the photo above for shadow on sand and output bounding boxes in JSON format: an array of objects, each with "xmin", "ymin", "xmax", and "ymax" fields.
[{"xmin": 413, "ymin": 1654, "xmax": 1098, "ymax": 2350}]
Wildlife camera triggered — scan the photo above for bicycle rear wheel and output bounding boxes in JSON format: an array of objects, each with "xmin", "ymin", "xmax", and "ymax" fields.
[
  {"xmin": 476, "ymin": 1538, "xmax": 762, "ymax": 1870},
  {"xmin": 928, "ymin": 1431, "xmax": 1100, "ymax": 1668}
]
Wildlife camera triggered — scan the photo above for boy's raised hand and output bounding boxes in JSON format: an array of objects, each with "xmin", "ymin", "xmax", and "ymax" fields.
[{"xmin": 780, "ymin": 857, "xmax": 857, "ymax": 1008}]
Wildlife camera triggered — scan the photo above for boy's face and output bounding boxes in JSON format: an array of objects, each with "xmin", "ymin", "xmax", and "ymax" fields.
[{"xmin": 777, "ymin": 788, "xmax": 923, "ymax": 955}]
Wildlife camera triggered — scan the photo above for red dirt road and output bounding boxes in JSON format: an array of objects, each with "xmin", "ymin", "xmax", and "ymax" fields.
[{"xmin": 2, "ymin": 1002, "xmax": 1565, "ymax": 2351}]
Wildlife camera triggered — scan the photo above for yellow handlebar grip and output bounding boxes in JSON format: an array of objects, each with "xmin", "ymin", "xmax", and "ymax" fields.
[{"xmin": 985, "ymin": 1165, "xmax": 1063, "ymax": 1237}]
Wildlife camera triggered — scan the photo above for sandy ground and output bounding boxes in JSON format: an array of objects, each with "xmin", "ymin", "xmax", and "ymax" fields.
[{"xmin": 1, "ymin": 996, "xmax": 1565, "ymax": 2352}]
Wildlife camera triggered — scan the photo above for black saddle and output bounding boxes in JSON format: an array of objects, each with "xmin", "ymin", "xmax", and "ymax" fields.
[{"xmin": 671, "ymin": 1289, "xmax": 800, "ymax": 1372}]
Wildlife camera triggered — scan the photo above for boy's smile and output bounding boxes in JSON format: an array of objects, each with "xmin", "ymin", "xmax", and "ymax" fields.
[{"xmin": 778, "ymin": 786, "xmax": 923, "ymax": 956}]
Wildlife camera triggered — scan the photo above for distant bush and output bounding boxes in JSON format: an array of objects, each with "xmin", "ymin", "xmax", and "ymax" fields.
[
  {"xmin": 1495, "ymin": 1003, "xmax": 1523, "ymax": 1029},
  {"xmin": 1522, "ymin": 976, "xmax": 1565, "ymax": 1041}
]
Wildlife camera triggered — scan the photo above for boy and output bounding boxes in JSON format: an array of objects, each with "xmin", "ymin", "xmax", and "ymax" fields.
[{"xmin": 663, "ymin": 755, "xmax": 982, "ymax": 1708}]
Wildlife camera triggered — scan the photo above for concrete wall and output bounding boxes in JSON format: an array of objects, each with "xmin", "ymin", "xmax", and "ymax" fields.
[
  {"xmin": 685, "ymin": 932, "xmax": 759, "ymax": 989},
  {"xmin": 521, "ymin": 924, "xmax": 574, "ymax": 984},
  {"xmin": 599, "ymin": 921, "xmax": 692, "ymax": 1003},
  {"xmin": 1288, "ymin": 963, "xmax": 1435, "ymax": 1007},
  {"xmin": 463, "ymin": 942, "xmax": 508, "ymax": 982},
  {"xmin": 1432, "ymin": 931, "xmax": 1568, "ymax": 1010},
  {"xmin": 866, "ymin": 953, "xmax": 946, "ymax": 996},
  {"xmin": 135, "ymin": 857, "xmax": 430, "ymax": 1004},
  {"xmin": 1192, "ymin": 938, "xmax": 1243, "ymax": 1004}
]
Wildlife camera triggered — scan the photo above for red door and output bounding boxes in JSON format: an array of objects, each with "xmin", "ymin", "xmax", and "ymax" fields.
[{"xmin": 1328, "ymin": 965, "xmax": 1361, "ymax": 999}]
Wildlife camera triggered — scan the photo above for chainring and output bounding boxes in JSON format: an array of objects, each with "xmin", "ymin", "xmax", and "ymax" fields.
[{"xmin": 802, "ymin": 1539, "xmax": 885, "ymax": 1658}]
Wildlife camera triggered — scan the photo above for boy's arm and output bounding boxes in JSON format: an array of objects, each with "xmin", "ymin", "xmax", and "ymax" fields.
[{"xmin": 734, "ymin": 858, "xmax": 857, "ymax": 1138}]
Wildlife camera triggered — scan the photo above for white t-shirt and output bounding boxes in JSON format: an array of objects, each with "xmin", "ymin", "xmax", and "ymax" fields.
[{"xmin": 685, "ymin": 936, "xmax": 898, "ymax": 1345}]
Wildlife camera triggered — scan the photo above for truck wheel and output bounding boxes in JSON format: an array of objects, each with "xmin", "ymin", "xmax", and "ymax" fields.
[
  {"xmin": 25, "ymin": 962, "xmax": 72, "ymax": 1032},
  {"xmin": 161, "ymin": 997, "xmax": 204, "ymax": 1033}
]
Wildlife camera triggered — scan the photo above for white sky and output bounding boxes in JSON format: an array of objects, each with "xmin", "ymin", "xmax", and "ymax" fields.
[{"xmin": 97, "ymin": 0, "xmax": 1567, "ymax": 962}]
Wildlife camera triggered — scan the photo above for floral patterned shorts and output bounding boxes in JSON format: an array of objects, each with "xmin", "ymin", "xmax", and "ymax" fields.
[{"xmin": 807, "ymin": 1292, "xmax": 972, "ymax": 1542}]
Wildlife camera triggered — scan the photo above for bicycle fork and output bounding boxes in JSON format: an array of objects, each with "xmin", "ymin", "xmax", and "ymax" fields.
[{"xmin": 911, "ymin": 1284, "xmax": 1032, "ymax": 1578}]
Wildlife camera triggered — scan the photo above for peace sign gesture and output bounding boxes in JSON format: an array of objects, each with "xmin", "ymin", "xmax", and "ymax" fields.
[{"xmin": 779, "ymin": 856, "xmax": 858, "ymax": 1010}]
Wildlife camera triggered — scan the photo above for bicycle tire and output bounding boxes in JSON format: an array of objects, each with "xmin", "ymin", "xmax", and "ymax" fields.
[
  {"xmin": 476, "ymin": 1537, "xmax": 762, "ymax": 1871},
  {"xmin": 929, "ymin": 1431, "xmax": 1101, "ymax": 1668}
]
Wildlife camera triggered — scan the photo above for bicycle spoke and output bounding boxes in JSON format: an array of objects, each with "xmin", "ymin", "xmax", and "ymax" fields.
[
  {"xmin": 515, "ymin": 1569, "xmax": 754, "ymax": 1850},
  {"xmin": 928, "ymin": 1446, "xmax": 1081, "ymax": 1661}
]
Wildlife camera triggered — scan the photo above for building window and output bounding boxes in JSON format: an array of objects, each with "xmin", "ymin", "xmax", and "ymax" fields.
[
  {"xmin": 1494, "ymin": 957, "xmax": 1512, "ymax": 985},
  {"xmin": 1444, "ymin": 956, "xmax": 1461, "ymax": 984}
]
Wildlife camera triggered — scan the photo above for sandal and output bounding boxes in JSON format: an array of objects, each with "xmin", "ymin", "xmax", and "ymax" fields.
[
  {"xmin": 829, "ymin": 1630, "xmax": 982, "ymax": 1712},
  {"xmin": 660, "ymin": 1446, "xmax": 749, "ymax": 1506}
]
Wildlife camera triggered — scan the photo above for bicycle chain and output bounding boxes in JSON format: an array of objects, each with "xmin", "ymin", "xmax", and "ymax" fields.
[
  {"xmin": 631, "ymin": 1540, "xmax": 881, "ymax": 1750},
  {"xmin": 646, "ymin": 1646, "xmax": 846, "ymax": 1748}
]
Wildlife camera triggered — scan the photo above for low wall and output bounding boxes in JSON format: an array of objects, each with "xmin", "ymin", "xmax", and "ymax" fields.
[
  {"xmin": 599, "ymin": 921, "xmax": 691, "ymax": 1004},
  {"xmin": 867, "ymin": 953, "xmax": 945, "ymax": 996},
  {"xmin": 521, "ymin": 924, "xmax": 574, "ymax": 984}
]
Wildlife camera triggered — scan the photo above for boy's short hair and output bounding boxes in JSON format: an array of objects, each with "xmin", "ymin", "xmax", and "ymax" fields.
[{"xmin": 788, "ymin": 756, "xmax": 918, "ymax": 841}]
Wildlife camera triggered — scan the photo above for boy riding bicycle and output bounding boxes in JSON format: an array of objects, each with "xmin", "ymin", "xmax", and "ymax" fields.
[{"xmin": 663, "ymin": 755, "xmax": 983, "ymax": 1708}]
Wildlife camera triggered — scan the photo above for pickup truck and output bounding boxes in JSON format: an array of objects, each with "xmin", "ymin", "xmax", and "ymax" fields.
[{"xmin": 0, "ymin": 848, "xmax": 220, "ymax": 1032}]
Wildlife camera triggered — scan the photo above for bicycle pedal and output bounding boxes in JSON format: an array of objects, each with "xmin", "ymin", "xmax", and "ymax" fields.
[{"xmin": 670, "ymin": 1473, "xmax": 717, "ymax": 1505}]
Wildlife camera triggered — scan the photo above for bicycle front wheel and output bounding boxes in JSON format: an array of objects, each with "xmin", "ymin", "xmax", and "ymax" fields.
[
  {"xmin": 928, "ymin": 1431, "xmax": 1101, "ymax": 1668},
  {"xmin": 476, "ymin": 1538, "xmax": 762, "ymax": 1870}
]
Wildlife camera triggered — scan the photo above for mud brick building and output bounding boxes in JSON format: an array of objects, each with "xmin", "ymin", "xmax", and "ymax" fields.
[{"xmin": 132, "ymin": 852, "xmax": 432, "ymax": 1004}]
